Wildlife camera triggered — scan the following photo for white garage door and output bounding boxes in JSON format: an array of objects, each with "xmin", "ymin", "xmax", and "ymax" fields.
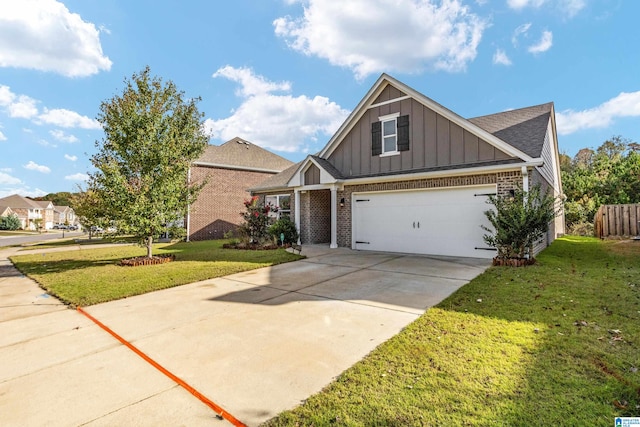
[{"xmin": 352, "ymin": 185, "xmax": 497, "ymax": 258}]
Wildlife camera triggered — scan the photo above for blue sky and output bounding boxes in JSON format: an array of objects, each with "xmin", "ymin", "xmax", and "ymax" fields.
[{"xmin": 0, "ymin": 0, "xmax": 638, "ymax": 197}]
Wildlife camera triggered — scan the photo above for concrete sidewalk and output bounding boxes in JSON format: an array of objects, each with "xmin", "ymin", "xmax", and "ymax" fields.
[
  {"xmin": 0, "ymin": 246, "xmax": 227, "ymax": 427},
  {"xmin": 0, "ymin": 245, "xmax": 489, "ymax": 426}
]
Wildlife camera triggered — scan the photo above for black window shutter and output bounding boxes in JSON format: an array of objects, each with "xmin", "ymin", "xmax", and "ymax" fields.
[
  {"xmin": 371, "ymin": 121, "xmax": 382, "ymax": 156},
  {"xmin": 397, "ymin": 115, "xmax": 410, "ymax": 151}
]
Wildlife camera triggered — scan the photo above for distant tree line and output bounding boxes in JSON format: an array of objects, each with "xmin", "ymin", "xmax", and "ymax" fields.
[
  {"xmin": 30, "ymin": 192, "xmax": 74, "ymax": 207},
  {"xmin": 561, "ymin": 136, "xmax": 640, "ymax": 234}
]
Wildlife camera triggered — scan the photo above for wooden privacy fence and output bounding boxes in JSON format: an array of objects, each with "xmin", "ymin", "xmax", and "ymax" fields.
[{"xmin": 594, "ymin": 204, "xmax": 640, "ymax": 238}]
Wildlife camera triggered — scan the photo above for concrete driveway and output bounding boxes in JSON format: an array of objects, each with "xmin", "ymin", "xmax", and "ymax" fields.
[{"xmin": 0, "ymin": 245, "xmax": 489, "ymax": 426}]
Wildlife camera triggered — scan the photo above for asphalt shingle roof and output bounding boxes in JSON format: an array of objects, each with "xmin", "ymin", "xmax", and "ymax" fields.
[
  {"xmin": 0, "ymin": 194, "xmax": 43, "ymax": 209},
  {"xmin": 247, "ymin": 161, "xmax": 302, "ymax": 192},
  {"xmin": 469, "ymin": 102, "xmax": 553, "ymax": 158},
  {"xmin": 195, "ymin": 137, "xmax": 293, "ymax": 172}
]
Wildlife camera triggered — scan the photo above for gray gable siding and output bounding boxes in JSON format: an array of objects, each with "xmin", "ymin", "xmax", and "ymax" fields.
[
  {"xmin": 328, "ymin": 97, "xmax": 513, "ymax": 178},
  {"xmin": 373, "ymin": 85, "xmax": 406, "ymax": 104},
  {"xmin": 304, "ymin": 163, "xmax": 321, "ymax": 185}
]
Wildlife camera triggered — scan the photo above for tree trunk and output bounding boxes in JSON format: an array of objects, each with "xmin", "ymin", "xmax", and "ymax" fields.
[{"xmin": 147, "ymin": 235, "xmax": 153, "ymax": 258}]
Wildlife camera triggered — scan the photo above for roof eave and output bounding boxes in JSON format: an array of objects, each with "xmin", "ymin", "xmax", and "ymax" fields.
[{"xmin": 192, "ymin": 161, "xmax": 283, "ymax": 174}]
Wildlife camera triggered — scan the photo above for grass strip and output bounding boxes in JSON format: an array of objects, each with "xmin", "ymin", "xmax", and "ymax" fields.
[{"xmin": 10, "ymin": 239, "xmax": 302, "ymax": 307}]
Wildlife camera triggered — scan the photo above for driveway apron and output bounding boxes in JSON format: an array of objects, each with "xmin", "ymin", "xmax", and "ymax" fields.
[{"xmin": 0, "ymin": 245, "xmax": 489, "ymax": 426}]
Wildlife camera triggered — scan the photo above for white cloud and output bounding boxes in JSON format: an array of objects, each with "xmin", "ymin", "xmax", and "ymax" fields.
[
  {"xmin": 50, "ymin": 129, "xmax": 79, "ymax": 143},
  {"xmin": 556, "ymin": 91, "xmax": 640, "ymax": 135},
  {"xmin": 511, "ymin": 22, "xmax": 531, "ymax": 47},
  {"xmin": 23, "ymin": 160, "xmax": 51, "ymax": 173},
  {"xmin": 0, "ymin": 85, "xmax": 38, "ymax": 118},
  {"xmin": 0, "ymin": 85, "xmax": 99, "ymax": 129},
  {"xmin": 38, "ymin": 108, "xmax": 100, "ymax": 129},
  {"xmin": 0, "ymin": 0, "xmax": 112, "ymax": 77},
  {"xmin": 274, "ymin": 0, "xmax": 487, "ymax": 79},
  {"xmin": 206, "ymin": 66, "xmax": 349, "ymax": 153},
  {"xmin": 64, "ymin": 173, "xmax": 88, "ymax": 181},
  {"xmin": 0, "ymin": 130, "xmax": 6, "ymax": 141},
  {"xmin": 0, "ymin": 171, "xmax": 21, "ymax": 185},
  {"xmin": 37, "ymin": 139, "xmax": 57, "ymax": 148},
  {"xmin": 507, "ymin": 0, "xmax": 545, "ymax": 9},
  {"xmin": 213, "ymin": 66, "xmax": 291, "ymax": 97},
  {"xmin": 507, "ymin": 0, "xmax": 585, "ymax": 17},
  {"xmin": 8, "ymin": 95, "xmax": 38, "ymax": 118},
  {"xmin": 64, "ymin": 154, "xmax": 78, "ymax": 161},
  {"xmin": 562, "ymin": 0, "xmax": 586, "ymax": 17},
  {"xmin": 493, "ymin": 49, "xmax": 512, "ymax": 66},
  {"xmin": 528, "ymin": 30, "xmax": 553, "ymax": 54}
]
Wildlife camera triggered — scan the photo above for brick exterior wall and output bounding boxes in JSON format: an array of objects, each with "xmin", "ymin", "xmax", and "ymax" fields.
[
  {"xmin": 189, "ymin": 165, "xmax": 277, "ymax": 240},
  {"xmin": 300, "ymin": 189, "xmax": 331, "ymax": 244},
  {"xmin": 496, "ymin": 170, "xmax": 523, "ymax": 196},
  {"xmin": 332, "ymin": 171, "xmax": 523, "ymax": 247}
]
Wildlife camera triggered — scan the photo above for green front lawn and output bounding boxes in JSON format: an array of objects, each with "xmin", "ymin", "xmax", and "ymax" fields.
[
  {"xmin": 265, "ymin": 237, "xmax": 640, "ymax": 426},
  {"xmin": 10, "ymin": 240, "xmax": 302, "ymax": 307}
]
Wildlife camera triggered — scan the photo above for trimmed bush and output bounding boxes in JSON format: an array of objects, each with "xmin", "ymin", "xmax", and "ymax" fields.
[
  {"xmin": 0, "ymin": 214, "xmax": 21, "ymax": 230},
  {"xmin": 268, "ymin": 216, "xmax": 299, "ymax": 246}
]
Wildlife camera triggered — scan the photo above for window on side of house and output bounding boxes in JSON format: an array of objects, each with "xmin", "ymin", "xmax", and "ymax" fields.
[{"xmin": 265, "ymin": 194, "xmax": 291, "ymax": 219}]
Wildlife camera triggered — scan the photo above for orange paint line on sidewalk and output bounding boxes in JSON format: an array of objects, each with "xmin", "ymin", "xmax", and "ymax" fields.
[{"xmin": 77, "ymin": 307, "xmax": 247, "ymax": 427}]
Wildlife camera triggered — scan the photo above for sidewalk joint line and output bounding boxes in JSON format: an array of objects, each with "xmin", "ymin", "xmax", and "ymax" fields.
[{"xmin": 77, "ymin": 306, "xmax": 247, "ymax": 427}]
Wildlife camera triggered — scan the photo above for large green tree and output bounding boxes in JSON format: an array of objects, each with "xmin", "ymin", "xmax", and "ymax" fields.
[
  {"xmin": 88, "ymin": 67, "xmax": 208, "ymax": 257},
  {"xmin": 562, "ymin": 136, "xmax": 640, "ymax": 230}
]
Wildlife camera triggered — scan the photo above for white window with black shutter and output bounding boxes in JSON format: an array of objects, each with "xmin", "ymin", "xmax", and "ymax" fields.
[{"xmin": 372, "ymin": 113, "xmax": 410, "ymax": 157}]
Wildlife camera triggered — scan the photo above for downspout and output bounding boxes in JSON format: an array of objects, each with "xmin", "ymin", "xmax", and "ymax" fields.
[{"xmin": 186, "ymin": 167, "xmax": 191, "ymax": 242}]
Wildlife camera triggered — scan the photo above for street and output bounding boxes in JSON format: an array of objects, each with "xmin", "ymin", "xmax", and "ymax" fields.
[{"xmin": 0, "ymin": 231, "xmax": 85, "ymax": 247}]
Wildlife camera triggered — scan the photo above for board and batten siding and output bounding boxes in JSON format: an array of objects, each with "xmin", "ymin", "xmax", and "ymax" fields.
[
  {"xmin": 304, "ymin": 163, "xmax": 321, "ymax": 185},
  {"xmin": 328, "ymin": 92, "xmax": 514, "ymax": 178}
]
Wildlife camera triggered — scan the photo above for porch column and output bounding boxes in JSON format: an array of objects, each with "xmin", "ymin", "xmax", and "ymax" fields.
[
  {"xmin": 330, "ymin": 186, "xmax": 338, "ymax": 249},
  {"xmin": 294, "ymin": 189, "xmax": 301, "ymax": 245},
  {"xmin": 522, "ymin": 166, "xmax": 529, "ymax": 193}
]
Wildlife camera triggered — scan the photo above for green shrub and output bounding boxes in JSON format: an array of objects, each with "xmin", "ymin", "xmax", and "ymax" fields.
[
  {"xmin": 268, "ymin": 216, "xmax": 299, "ymax": 245},
  {"xmin": 239, "ymin": 196, "xmax": 275, "ymax": 244},
  {"xmin": 482, "ymin": 184, "xmax": 559, "ymax": 259},
  {"xmin": 567, "ymin": 221, "xmax": 594, "ymax": 236},
  {"xmin": 0, "ymin": 214, "xmax": 21, "ymax": 230}
]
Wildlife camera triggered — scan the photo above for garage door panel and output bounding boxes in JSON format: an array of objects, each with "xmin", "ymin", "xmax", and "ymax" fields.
[{"xmin": 353, "ymin": 186, "xmax": 496, "ymax": 258}]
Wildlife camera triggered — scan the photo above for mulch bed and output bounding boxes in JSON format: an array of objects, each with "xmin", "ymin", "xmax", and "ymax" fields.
[
  {"xmin": 120, "ymin": 254, "xmax": 176, "ymax": 266},
  {"xmin": 492, "ymin": 257, "xmax": 536, "ymax": 267}
]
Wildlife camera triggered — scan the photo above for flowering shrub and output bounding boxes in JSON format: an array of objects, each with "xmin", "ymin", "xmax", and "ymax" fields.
[{"xmin": 239, "ymin": 196, "xmax": 276, "ymax": 244}]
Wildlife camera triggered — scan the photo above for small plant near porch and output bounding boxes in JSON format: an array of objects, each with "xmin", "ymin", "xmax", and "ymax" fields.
[
  {"xmin": 224, "ymin": 196, "xmax": 280, "ymax": 250},
  {"xmin": 482, "ymin": 184, "xmax": 559, "ymax": 266}
]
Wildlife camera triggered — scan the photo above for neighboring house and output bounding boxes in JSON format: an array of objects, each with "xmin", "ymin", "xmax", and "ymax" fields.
[
  {"xmin": 0, "ymin": 194, "xmax": 45, "ymax": 230},
  {"xmin": 0, "ymin": 206, "xmax": 15, "ymax": 218},
  {"xmin": 35, "ymin": 201, "xmax": 55, "ymax": 230},
  {"xmin": 187, "ymin": 137, "xmax": 294, "ymax": 240},
  {"xmin": 54, "ymin": 205, "xmax": 76, "ymax": 225},
  {"xmin": 250, "ymin": 74, "xmax": 565, "ymax": 259}
]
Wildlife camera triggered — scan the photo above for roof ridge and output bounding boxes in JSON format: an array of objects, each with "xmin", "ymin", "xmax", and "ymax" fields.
[{"xmin": 469, "ymin": 102, "xmax": 553, "ymax": 120}]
